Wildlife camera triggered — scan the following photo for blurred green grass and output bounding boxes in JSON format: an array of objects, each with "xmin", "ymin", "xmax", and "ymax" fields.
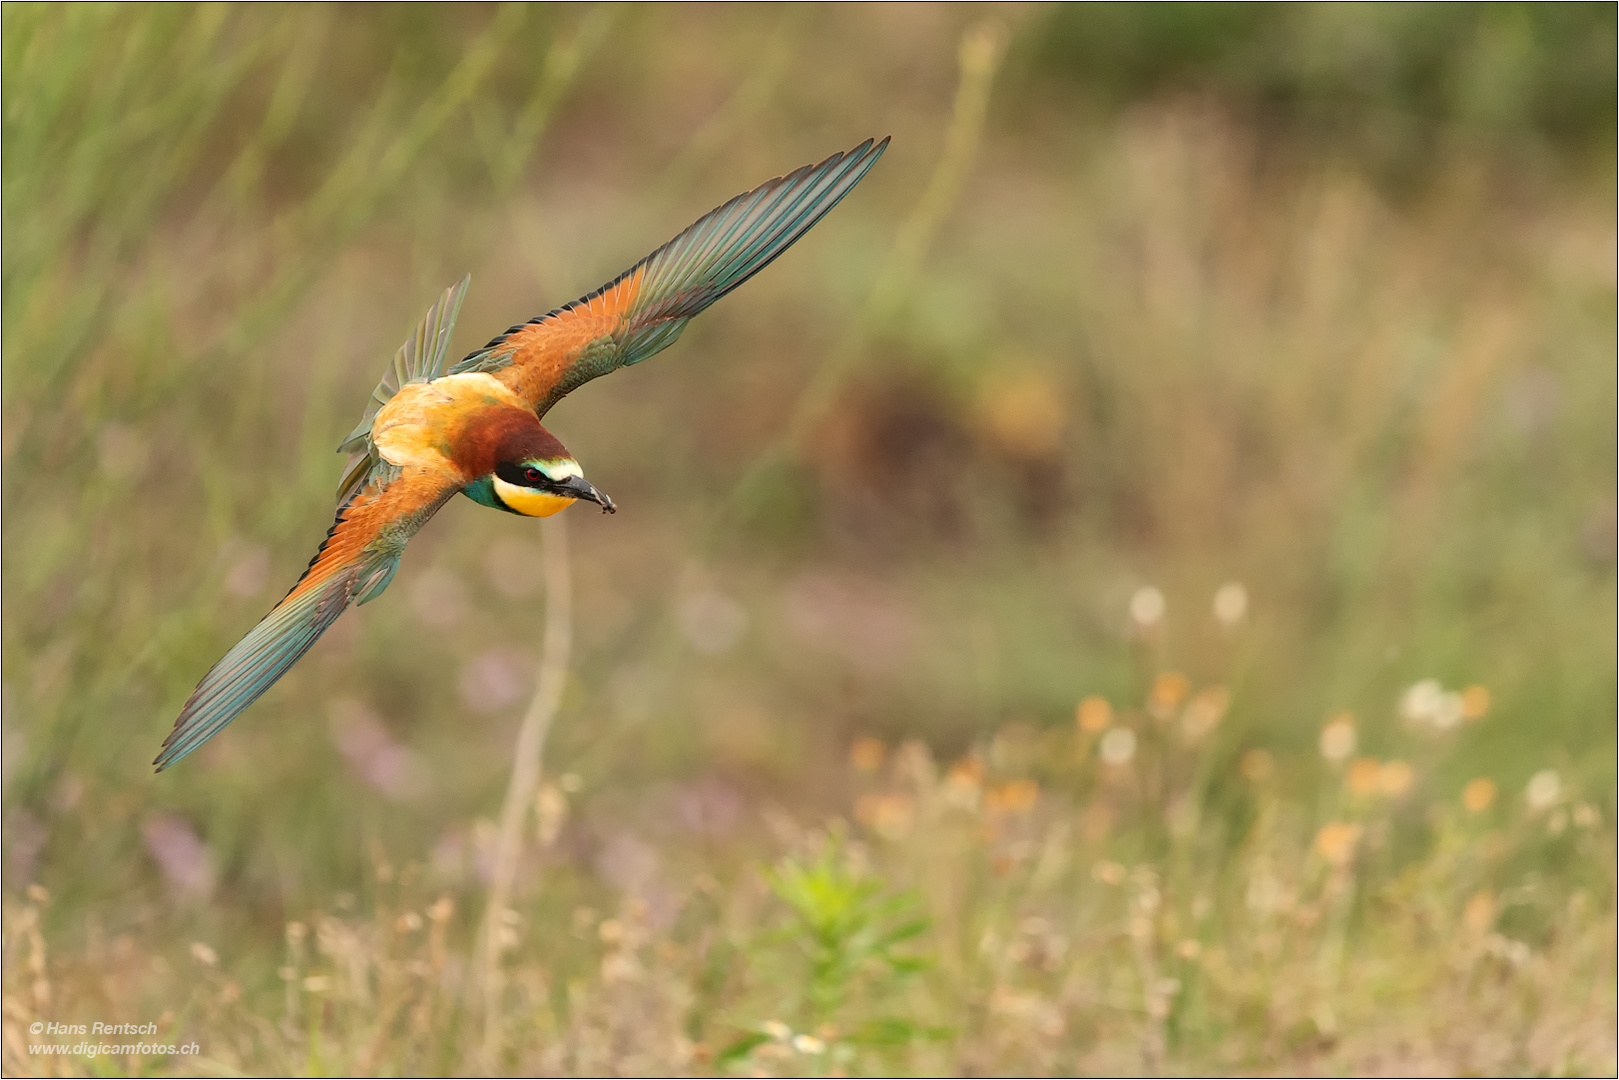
[{"xmin": 2, "ymin": 4, "xmax": 1614, "ymax": 1075}]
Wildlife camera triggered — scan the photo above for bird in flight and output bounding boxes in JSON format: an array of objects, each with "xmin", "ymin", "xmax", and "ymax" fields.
[{"xmin": 155, "ymin": 138, "xmax": 889, "ymax": 771}]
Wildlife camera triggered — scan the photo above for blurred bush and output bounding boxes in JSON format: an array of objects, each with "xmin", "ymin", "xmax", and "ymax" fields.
[{"xmin": 1028, "ymin": 3, "xmax": 1617, "ymax": 177}]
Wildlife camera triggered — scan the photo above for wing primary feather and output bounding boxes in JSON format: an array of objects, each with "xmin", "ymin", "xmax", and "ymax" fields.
[
  {"xmin": 153, "ymin": 565, "xmax": 361, "ymax": 770},
  {"xmin": 629, "ymin": 138, "xmax": 885, "ymax": 332},
  {"xmin": 451, "ymin": 138, "xmax": 888, "ymax": 392},
  {"xmin": 704, "ymin": 147, "xmax": 872, "ymax": 292},
  {"xmin": 344, "ymin": 275, "xmax": 471, "ymax": 452},
  {"xmin": 641, "ymin": 151, "xmax": 839, "ymax": 313},
  {"xmin": 396, "ymin": 274, "xmax": 471, "ymax": 387},
  {"xmin": 697, "ymin": 156, "xmax": 841, "ymax": 278},
  {"xmin": 337, "ymin": 279, "xmax": 468, "ymax": 505},
  {"xmin": 156, "ymin": 467, "xmax": 457, "ymax": 771},
  {"xmin": 716, "ymin": 146, "xmax": 877, "ymax": 288},
  {"xmin": 417, "ymin": 274, "xmax": 472, "ymax": 381}
]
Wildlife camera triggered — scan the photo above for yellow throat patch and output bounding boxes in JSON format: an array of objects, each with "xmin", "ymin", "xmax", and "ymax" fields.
[{"xmin": 492, "ymin": 476, "xmax": 576, "ymax": 517}]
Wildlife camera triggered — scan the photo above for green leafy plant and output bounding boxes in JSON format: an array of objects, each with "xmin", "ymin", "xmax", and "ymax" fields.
[{"xmin": 717, "ymin": 830, "xmax": 943, "ymax": 1071}]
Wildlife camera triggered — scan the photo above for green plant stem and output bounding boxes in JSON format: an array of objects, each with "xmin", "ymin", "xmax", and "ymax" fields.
[{"xmin": 478, "ymin": 514, "xmax": 572, "ymax": 1061}]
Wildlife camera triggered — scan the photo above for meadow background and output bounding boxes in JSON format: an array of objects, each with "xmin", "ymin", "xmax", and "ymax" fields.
[{"xmin": 2, "ymin": 3, "xmax": 1615, "ymax": 1075}]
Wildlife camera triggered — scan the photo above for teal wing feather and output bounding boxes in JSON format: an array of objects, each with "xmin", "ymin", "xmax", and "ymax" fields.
[
  {"xmin": 611, "ymin": 135, "xmax": 891, "ymax": 366},
  {"xmin": 337, "ymin": 275, "xmax": 470, "ymax": 504},
  {"xmin": 451, "ymin": 137, "xmax": 889, "ymax": 416},
  {"xmin": 159, "ymin": 274, "xmax": 488, "ymax": 772},
  {"xmin": 152, "ymin": 554, "xmax": 378, "ymax": 771},
  {"xmin": 157, "ymin": 454, "xmax": 458, "ymax": 771}
]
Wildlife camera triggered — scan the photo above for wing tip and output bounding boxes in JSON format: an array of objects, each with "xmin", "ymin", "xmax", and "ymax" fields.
[
  {"xmin": 152, "ymin": 699, "xmax": 209, "ymax": 772},
  {"xmin": 832, "ymin": 134, "xmax": 889, "ymax": 166},
  {"xmin": 152, "ymin": 734, "xmax": 188, "ymax": 772},
  {"xmin": 783, "ymin": 136, "xmax": 889, "ymax": 191},
  {"xmin": 446, "ymin": 137, "xmax": 893, "ymax": 387}
]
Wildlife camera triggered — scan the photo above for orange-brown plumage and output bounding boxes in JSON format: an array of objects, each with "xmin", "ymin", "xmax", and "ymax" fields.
[
  {"xmin": 282, "ymin": 468, "xmax": 455, "ymax": 605},
  {"xmin": 488, "ymin": 271, "xmax": 640, "ymax": 409},
  {"xmin": 443, "ymin": 406, "xmax": 570, "ymax": 481}
]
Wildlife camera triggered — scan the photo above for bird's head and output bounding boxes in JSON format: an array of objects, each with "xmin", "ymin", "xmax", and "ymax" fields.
[
  {"xmin": 486, "ymin": 456, "xmax": 616, "ymax": 517},
  {"xmin": 459, "ymin": 409, "xmax": 615, "ymax": 517}
]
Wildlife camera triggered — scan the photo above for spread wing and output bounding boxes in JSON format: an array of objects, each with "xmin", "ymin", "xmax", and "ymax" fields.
[
  {"xmin": 154, "ymin": 464, "xmax": 459, "ymax": 771},
  {"xmin": 450, "ymin": 137, "xmax": 889, "ymax": 417},
  {"xmin": 158, "ymin": 281, "xmax": 474, "ymax": 772},
  {"xmin": 336, "ymin": 275, "xmax": 470, "ymax": 505}
]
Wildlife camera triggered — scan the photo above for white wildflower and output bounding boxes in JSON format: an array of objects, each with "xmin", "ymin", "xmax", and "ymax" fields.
[
  {"xmin": 1212, "ymin": 582, "xmax": 1248, "ymax": 625},
  {"xmin": 1130, "ymin": 586, "xmax": 1165, "ymax": 627}
]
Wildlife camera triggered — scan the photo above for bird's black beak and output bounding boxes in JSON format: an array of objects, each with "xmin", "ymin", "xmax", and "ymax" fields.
[{"xmin": 554, "ymin": 475, "xmax": 616, "ymax": 514}]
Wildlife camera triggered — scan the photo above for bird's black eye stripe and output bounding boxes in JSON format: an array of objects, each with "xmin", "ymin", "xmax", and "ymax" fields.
[{"xmin": 496, "ymin": 461, "xmax": 549, "ymax": 488}]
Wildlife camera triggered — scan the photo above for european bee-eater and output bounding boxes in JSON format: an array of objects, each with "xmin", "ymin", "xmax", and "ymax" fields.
[{"xmin": 155, "ymin": 138, "xmax": 888, "ymax": 771}]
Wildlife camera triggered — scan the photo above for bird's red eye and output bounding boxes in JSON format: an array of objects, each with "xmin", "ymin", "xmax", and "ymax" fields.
[{"xmin": 524, "ymin": 467, "xmax": 543, "ymax": 484}]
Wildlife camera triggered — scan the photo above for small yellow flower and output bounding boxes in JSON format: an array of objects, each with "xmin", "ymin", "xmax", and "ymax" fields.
[
  {"xmin": 1148, "ymin": 672, "xmax": 1191, "ymax": 719},
  {"xmin": 948, "ymin": 756, "xmax": 985, "ymax": 786},
  {"xmin": 1092, "ymin": 860, "xmax": 1126, "ymax": 886},
  {"xmin": 880, "ymin": 798, "xmax": 915, "ymax": 838},
  {"xmin": 978, "ymin": 371, "xmax": 1067, "ymax": 460},
  {"xmin": 849, "ymin": 736, "xmax": 886, "ymax": 772},
  {"xmin": 998, "ymin": 778, "xmax": 1039, "ymax": 815},
  {"xmin": 984, "ymin": 780, "xmax": 1038, "ymax": 818},
  {"xmin": 1378, "ymin": 760, "xmax": 1414, "ymax": 798},
  {"xmin": 1313, "ymin": 822, "xmax": 1362, "ymax": 866},
  {"xmin": 1461, "ymin": 685, "xmax": 1491, "ymax": 720},
  {"xmin": 1076, "ymin": 695, "xmax": 1114, "ymax": 734},
  {"xmin": 189, "ymin": 941, "xmax": 218, "ymax": 967},
  {"xmin": 1462, "ymin": 891, "xmax": 1495, "ymax": 934},
  {"xmin": 1346, "ymin": 758, "xmax": 1382, "ymax": 797},
  {"xmin": 1181, "ymin": 687, "xmax": 1229, "ymax": 739},
  {"xmin": 943, "ymin": 757, "xmax": 984, "ymax": 808},
  {"xmin": 854, "ymin": 793, "xmax": 915, "ymax": 839},
  {"xmin": 1462, "ymin": 777, "xmax": 1497, "ymax": 813}
]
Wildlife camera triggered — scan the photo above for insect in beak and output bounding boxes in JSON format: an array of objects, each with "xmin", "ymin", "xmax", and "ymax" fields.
[{"xmin": 553, "ymin": 475, "xmax": 616, "ymax": 514}]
